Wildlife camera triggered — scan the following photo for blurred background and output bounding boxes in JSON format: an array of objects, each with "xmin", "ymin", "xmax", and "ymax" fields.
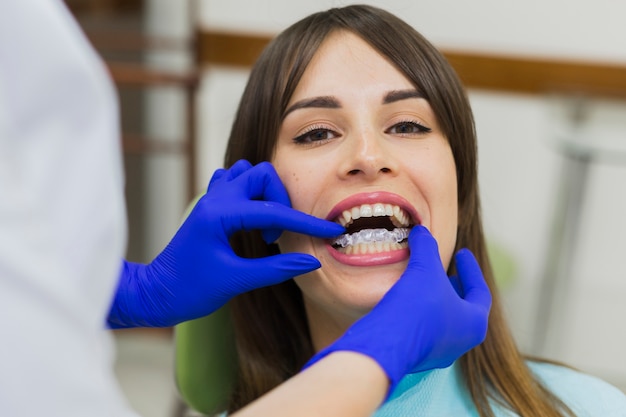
[{"xmin": 65, "ymin": 0, "xmax": 626, "ymax": 416}]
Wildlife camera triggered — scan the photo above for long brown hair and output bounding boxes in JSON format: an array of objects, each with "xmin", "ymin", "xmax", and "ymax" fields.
[{"xmin": 223, "ymin": 5, "xmax": 574, "ymax": 416}]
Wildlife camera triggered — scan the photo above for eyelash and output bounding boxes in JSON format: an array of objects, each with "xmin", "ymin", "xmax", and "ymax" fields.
[
  {"xmin": 292, "ymin": 120, "xmax": 432, "ymax": 145},
  {"xmin": 293, "ymin": 124, "xmax": 338, "ymax": 145},
  {"xmin": 385, "ymin": 119, "xmax": 432, "ymax": 136}
]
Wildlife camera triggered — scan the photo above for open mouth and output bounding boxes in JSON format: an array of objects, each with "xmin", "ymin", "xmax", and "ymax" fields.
[{"xmin": 330, "ymin": 203, "xmax": 415, "ymax": 255}]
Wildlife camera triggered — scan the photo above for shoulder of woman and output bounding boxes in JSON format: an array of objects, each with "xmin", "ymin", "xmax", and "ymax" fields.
[{"xmin": 527, "ymin": 360, "xmax": 626, "ymax": 416}]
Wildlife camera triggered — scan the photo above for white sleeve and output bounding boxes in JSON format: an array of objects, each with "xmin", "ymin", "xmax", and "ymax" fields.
[{"xmin": 0, "ymin": 1, "xmax": 138, "ymax": 416}]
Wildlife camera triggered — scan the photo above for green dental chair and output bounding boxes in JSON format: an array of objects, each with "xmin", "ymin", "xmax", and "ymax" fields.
[{"xmin": 175, "ymin": 305, "xmax": 236, "ymax": 415}]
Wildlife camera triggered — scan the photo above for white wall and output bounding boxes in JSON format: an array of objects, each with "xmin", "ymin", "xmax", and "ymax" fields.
[{"xmin": 150, "ymin": 0, "xmax": 626, "ymax": 390}]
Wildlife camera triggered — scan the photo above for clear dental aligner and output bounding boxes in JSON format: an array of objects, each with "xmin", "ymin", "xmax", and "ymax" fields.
[{"xmin": 332, "ymin": 228, "xmax": 411, "ymax": 248}]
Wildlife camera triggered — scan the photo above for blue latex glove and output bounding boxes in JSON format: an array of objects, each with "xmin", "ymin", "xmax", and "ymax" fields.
[
  {"xmin": 108, "ymin": 160, "xmax": 344, "ymax": 328},
  {"xmin": 303, "ymin": 225, "xmax": 491, "ymax": 396}
]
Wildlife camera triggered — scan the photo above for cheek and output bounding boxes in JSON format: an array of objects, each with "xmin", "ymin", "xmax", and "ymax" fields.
[
  {"xmin": 436, "ymin": 166, "xmax": 459, "ymax": 270},
  {"xmin": 272, "ymin": 161, "xmax": 316, "ymax": 255},
  {"xmin": 437, "ymin": 223, "xmax": 457, "ymax": 272},
  {"xmin": 417, "ymin": 151, "xmax": 458, "ymax": 270},
  {"xmin": 273, "ymin": 161, "xmax": 324, "ymax": 217},
  {"xmin": 283, "ymin": 172, "xmax": 305, "ymax": 210},
  {"xmin": 272, "ymin": 158, "xmax": 306, "ymax": 210}
]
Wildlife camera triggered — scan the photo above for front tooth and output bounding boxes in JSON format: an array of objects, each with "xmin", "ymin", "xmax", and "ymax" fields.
[
  {"xmin": 373, "ymin": 203, "xmax": 385, "ymax": 217},
  {"xmin": 339, "ymin": 203, "xmax": 412, "ymax": 227},
  {"xmin": 369, "ymin": 243, "xmax": 379, "ymax": 254}
]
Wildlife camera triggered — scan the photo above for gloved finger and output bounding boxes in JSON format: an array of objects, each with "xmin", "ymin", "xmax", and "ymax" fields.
[
  {"xmin": 207, "ymin": 160, "xmax": 254, "ymax": 192},
  {"xmin": 448, "ymin": 275, "xmax": 463, "ymax": 297},
  {"xmin": 234, "ymin": 201, "xmax": 344, "ymax": 239},
  {"xmin": 226, "ymin": 159, "xmax": 254, "ymax": 180},
  {"xmin": 236, "ymin": 253, "xmax": 323, "ymax": 290},
  {"xmin": 404, "ymin": 225, "xmax": 442, "ymax": 274},
  {"xmin": 207, "ymin": 168, "xmax": 227, "ymax": 190},
  {"xmin": 375, "ymin": 226, "xmax": 441, "ymax": 301},
  {"xmin": 454, "ymin": 248, "xmax": 492, "ymax": 310},
  {"xmin": 261, "ymin": 230, "xmax": 280, "ymax": 245},
  {"xmin": 230, "ymin": 161, "xmax": 291, "ymax": 207},
  {"xmin": 226, "ymin": 161, "xmax": 293, "ymax": 242}
]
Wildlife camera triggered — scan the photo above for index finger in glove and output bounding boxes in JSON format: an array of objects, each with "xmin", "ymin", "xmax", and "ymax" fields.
[
  {"xmin": 233, "ymin": 200, "xmax": 344, "ymax": 239},
  {"xmin": 234, "ymin": 162, "xmax": 347, "ymax": 242}
]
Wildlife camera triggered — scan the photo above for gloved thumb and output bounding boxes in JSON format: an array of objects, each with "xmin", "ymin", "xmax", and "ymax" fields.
[{"xmin": 404, "ymin": 225, "xmax": 442, "ymax": 276}]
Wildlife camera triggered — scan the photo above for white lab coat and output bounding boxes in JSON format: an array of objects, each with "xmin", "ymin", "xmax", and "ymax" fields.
[{"xmin": 0, "ymin": 0, "xmax": 138, "ymax": 415}]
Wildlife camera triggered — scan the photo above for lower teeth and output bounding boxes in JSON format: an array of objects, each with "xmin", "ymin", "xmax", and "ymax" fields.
[{"xmin": 332, "ymin": 228, "xmax": 410, "ymax": 248}]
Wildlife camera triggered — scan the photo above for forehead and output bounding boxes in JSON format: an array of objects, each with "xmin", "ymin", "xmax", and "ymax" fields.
[{"xmin": 289, "ymin": 30, "xmax": 414, "ymax": 102}]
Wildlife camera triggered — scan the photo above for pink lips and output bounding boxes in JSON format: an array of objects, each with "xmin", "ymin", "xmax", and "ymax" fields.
[
  {"xmin": 325, "ymin": 191, "xmax": 420, "ymax": 267},
  {"xmin": 327, "ymin": 246, "xmax": 411, "ymax": 266}
]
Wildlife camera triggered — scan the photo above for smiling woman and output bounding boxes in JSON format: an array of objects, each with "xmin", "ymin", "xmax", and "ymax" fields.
[{"xmin": 220, "ymin": 4, "xmax": 625, "ymax": 417}]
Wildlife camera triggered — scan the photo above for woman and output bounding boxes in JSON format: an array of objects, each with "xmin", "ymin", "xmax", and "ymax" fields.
[{"xmin": 222, "ymin": 5, "xmax": 625, "ymax": 416}]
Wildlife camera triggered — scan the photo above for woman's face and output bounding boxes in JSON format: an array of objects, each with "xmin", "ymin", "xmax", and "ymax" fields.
[{"xmin": 272, "ymin": 31, "xmax": 458, "ymax": 343}]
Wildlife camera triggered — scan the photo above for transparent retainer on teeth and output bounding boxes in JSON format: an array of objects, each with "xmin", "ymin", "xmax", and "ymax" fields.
[{"xmin": 332, "ymin": 228, "xmax": 411, "ymax": 248}]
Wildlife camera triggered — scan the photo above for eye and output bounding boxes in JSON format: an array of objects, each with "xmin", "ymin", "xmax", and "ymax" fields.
[
  {"xmin": 386, "ymin": 120, "xmax": 432, "ymax": 136},
  {"xmin": 293, "ymin": 126, "xmax": 339, "ymax": 145}
]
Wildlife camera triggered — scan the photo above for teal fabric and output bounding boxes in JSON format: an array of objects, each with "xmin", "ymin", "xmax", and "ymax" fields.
[
  {"xmin": 216, "ymin": 361, "xmax": 626, "ymax": 416},
  {"xmin": 375, "ymin": 361, "xmax": 626, "ymax": 416}
]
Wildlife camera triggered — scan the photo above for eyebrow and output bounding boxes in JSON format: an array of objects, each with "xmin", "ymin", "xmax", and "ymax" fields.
[
  {"xmin": 383, "ymin": 89, "xmax": 424, "ymax": 104},
  {"xmin": 282, "ymin": 89, "xmax": 424, "ymax": 119},
  {"xmin": 283, "ymin": 96, "xmax": 340, "ymax": 119}
]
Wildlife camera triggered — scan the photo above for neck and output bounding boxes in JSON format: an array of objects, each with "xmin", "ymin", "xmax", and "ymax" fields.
[{"xmin": 303, "ymin": 297, "xmax": 365, "ymax": 352}]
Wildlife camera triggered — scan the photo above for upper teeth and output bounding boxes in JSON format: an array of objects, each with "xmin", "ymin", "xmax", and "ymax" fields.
[{"xmin": 337, "ymin": 203, "xmax": 411, "ymax": 228}]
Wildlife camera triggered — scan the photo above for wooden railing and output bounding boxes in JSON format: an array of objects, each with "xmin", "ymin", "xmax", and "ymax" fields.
[{"xmin": 196, "ymin": 30, "xmax": 626, "ymax": 99}]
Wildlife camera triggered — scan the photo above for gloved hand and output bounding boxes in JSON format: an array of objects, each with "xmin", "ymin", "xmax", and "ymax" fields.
[
  {"xmin": 303, "ymin": 225, "xmax": 491, "ymax": 396},
  {"xmin": 108, "ymin": 160, "xmax": 344, "ymax": 328}
]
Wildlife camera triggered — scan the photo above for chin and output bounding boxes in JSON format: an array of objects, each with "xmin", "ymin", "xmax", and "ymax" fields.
[{"xmin": 325, "ymin": 271, "xmax": 401, "ymax": 317}]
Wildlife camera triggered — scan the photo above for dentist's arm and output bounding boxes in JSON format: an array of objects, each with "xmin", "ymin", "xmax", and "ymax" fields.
[{"xmin": 233, "ymin": 352, "xmax": 388, "ymax": 417}]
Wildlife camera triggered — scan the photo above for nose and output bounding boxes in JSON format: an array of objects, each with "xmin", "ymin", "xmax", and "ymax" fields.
[{"xmin": 338, "ymin": 129, "xmax": 398, "ymax": 180}]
